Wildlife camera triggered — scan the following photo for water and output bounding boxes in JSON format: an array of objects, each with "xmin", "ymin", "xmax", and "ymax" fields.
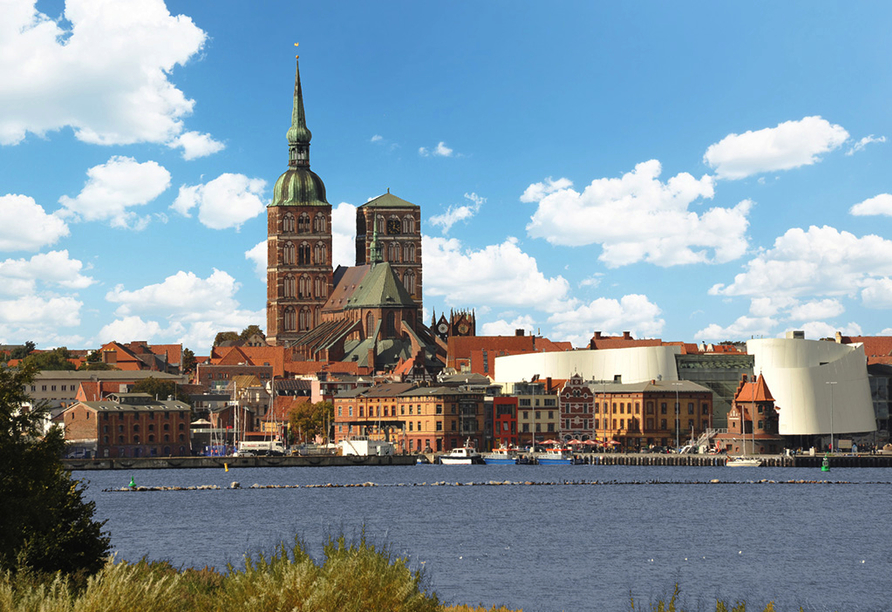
[{"xmin": 75, "ymin": 464, "xmax": 892, "ymax": 612}]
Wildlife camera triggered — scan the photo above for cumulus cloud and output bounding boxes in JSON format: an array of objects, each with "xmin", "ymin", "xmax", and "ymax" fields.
[
  {"xmin": 547, "ymin": 294, "xmax": 665, "ymax": 346},
  {"xmin": 0, "ymin": 295, "xmax": 82, "ymax": 328},
  {"xmin": 429, "ymin": 193, "xmax": 485, "ymax": 234},
  {"xmin": 331, "ymin": 202, "xmax": 356, "ymax": 268},
  {"xmin": 846, "ymin": 134, "xmax": 885, "ymax": 156},
  {"xmin": 850, "ymin": 193, "xmax": 892, "ymax": 217},
  {"xmin": 167, "ymin": 130, "xmax": 224, "ymax": 160},
  {"xmin": 524, "ymin": 160, "xmax": 748, "ymax": 267},
  {"xmin": 424, "ymin": 235, "xmax": 570, "ymax": 312},
  {"xmin": 58, "ymin": 156, "xmax": 171, "ymax": 229},
  {"xmin": 245, "ymin": 241, "xmax": 266, "ymax": 280},
  {"xmin": 418, "ymin": 141, "xmax": 454, "ymax": 157},
  {"xmin": 694, "ymin": 316, "xmax": 777, "ymax": 341},
  {"xmin": 0, "ymin": 0, "xmax": 208, "ymax": 147},
  {"xmin": 861, "ymin": 278, "xmax": 892, "ymax": 309},
  {"xmin": 97, "ymin": 316, "xmax": 165, "ymax": 344},
  {"xmin": 703, "ymin": 116, "xmax": 849, "ymax": 180},
  {"xmin": 798, "ymin": 321, "xmax": 862, "ymax": 341},
  {"xmin": 519, "ymin": 177, "xmax": 573, "ymax": 203},
  {"xmin": 370, "ymin": 134, "xmax": 383, "ymax": 143},
  {"xmin": 0, "ymin": 194, "xmax": 69, "ymax": 251},
  {"xmin": 787, "ymin": 299, "xmax": 845, "ymax": 321},
  {"xmin": 481, "ymin": 315, "xmax": 536, "ymax": 337},
  {"xmin": 0, "ymin": 250, "xmax": 94, "ymax": 297},
  {"xmin": 171, "ymin": 173, "xmax": 266, "ymax": 230}
]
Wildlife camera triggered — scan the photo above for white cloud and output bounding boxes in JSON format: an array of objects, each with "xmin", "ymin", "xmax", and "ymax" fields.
[
  {"xmin": 424, "ymin": 235, "xmax": 570, "ymax": 312},
  {"xmin": 519, "ymin": 177, "xmax": 573, "ymax": 203},
  {"xmin": 694, "ymin": 316, "xmax": 777, "ymax": 341},
  {"xmin": 331, "ymin": 201, "xmax": 356, "ymax": 268},
  {"xmin": 168, "ymin": 130, "xmax": 224, "ymax": 160},
  {"xmin": 787, "ymin": 299, "xmax": 845, "ymax": 321},
  {"xmin": 861, "ymin": 278, "xmax": 892, "ymax": 309},
  {"xmin": 418, "ymin": 141, "xmax": 454, "ymax": 157},
  {"xmin": 0, "ymin": 250, "xmax": 94, "ymax": 297},
  {"xmin": 850, "ymin": 193, "xmax": 892, "ymax": 217},
  {"xmin": 370, "ymin": 134, "xmax": 383, "ymax": 143},
  {"xmin": 0, "ymin": 0, "xmax": 208, "ymax": 147},
  {"xmin": 172, "ymin": 173, "xmax": 266, "ymax": 230},
  {"xmin": 579, "ymin": 274, "xmax": 604, "ymax": 289},
  {"xmin": 703, "ymin": 116, "xmax": 849, "ymax": 180},
  {"xmin": 710, "ymin": 226, "xmax": 892, "ymax": 301},
  {"xmin": 524, "ymin": 160, "xmax": 747, "ymax": 267},
  {"xmin": 797, "ymin": 321, "xmax": 862, "ymax": 341},
  {"xmin": 0, "ymin": 295, "xmax": 82, "ymax": 328},
  {"xmin": 0, "ymin": 194, "xmax": 69, "ymax": 251},
  {"xmin": 245, "ymin": 241, "xmax": 266, "ymax": 281},
  {"xmin": 97, "ymin": 316, "xmax": 165, "ymax": 344},
  {"xmin": 481, "ymin": 315, "xmax": 536, "ymax": 337},
  {"xmin": 429, "ymin": 192, "xmax": 485, "ymax": 233},
  {"xmin": 846, "ymin": 134, "xmax": 885, "ymax": 156},
  {"xmin": 547, "ymin": 294, "xmax": 665, "ymax": 346},
  {"xmin": 58, "ymin": 156, "xmax": 170, "ymax": 229}
]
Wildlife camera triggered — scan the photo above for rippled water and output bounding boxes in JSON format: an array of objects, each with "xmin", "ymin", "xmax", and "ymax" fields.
[{"xmin": 75, "ymin": 464, "xmax": 892, "ymax": 612}]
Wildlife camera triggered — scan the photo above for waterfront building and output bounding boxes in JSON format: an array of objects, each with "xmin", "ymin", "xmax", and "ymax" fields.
[
  {"xmin": 445, "ymin": 329, "xmax": 570, "ymax": 377},
  {"xmin": 491, "ymin": 395, "xmax": 519, "ymax": 448},
  {"xmin": 27, "ymin": 370, "xmax": 186, "ymax": 410},
  {"xmin": 559, "ymin": 373, "xmax": 595, "ymax": 441},
  {"xmin": 714, "ymin": 374, "xmax": 784, "ymax": 455},
  {"xmin": 60, "ymin": 392, "xmax": 191, "ymax": 459},
  {"xmin": 676, "ymin": 350, "xmax": 754, "ymax": 429}
]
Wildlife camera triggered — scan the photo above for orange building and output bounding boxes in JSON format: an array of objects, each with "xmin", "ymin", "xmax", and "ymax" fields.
[{"xmin": 715, "ymin": 374, "xmax": 784, "ymax": 455}]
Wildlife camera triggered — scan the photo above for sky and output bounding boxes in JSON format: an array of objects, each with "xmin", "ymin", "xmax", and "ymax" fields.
[{"xmin": 3, "ymin": 1, "xmax": 892, "ymax": 356}]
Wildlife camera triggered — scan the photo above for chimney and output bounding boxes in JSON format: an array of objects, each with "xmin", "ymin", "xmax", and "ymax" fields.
[
  {"xmin": 594, "ymin": 331, "xmax": 602, "ymax": 339},
  {"xmin": 623, "ymin": 331, "xmax": 631, "ymax": 340},
  {"xmin": 515, "ymin": 329, "xmax": 525, "ymax": 336}
]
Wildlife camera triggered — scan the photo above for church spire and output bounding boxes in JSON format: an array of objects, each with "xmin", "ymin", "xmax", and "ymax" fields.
[
  {"xmin": 286, "ymin": 57, "xmax": 312, "ymax": 168},
  {"xmin": 370, "ymin": 218, "xmax": 384, "ymax": 264}
]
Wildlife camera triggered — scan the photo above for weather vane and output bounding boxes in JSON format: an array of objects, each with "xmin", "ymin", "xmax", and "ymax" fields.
[{"xmin": 295, "ymin": 42, "xmax": 299, "ymax": 59}]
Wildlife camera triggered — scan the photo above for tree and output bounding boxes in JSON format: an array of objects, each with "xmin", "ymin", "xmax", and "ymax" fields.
[
  {"xmin": 21, "ymin": 347, "xmax": 77, "ymax": 371},
  {"xmin": 9, "ymin": 341, "xmax": 36, "ymax": 361},
  {"xmin": 213, "ymin": 331, "xmax": 239, "ymax": 346},
  {"xmin": 182, "ymin": 347, "xmax": 197, "ymax": 374},
  {"xmin": 0, "ymin": 363, "xmax": 110, "ymax": 576},
  {"xmin": 239, "ymin": 325, "xmax": 265, "ymax": 341},
  {"xmin": 131, "ymin": 377, "xmax": 192, "ymax": 405},
  {"xmin": 288, "ymin": 401, "xmax": 334, "ymax": 443}
]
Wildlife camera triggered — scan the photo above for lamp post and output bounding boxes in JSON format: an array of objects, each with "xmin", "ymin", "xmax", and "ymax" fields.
[
  {"xmin": 826, "ymin": 381, "xmax": 837, "ymax": 453},
  {"xmin": 671, "ymin": 382, "xmax": 683, "ymax": 449}
]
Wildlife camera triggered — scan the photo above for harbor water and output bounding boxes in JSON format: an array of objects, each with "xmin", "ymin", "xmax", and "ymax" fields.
[{"xmin": 76, "ymin": 464, "xmax": 892, "ymax": 612}]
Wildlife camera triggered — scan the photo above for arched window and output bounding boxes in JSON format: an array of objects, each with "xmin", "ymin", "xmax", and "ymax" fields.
[
  {"xmin": 283, "ymin": 242, "xmax": 296, "ymax": 265},
  {"xmin": 377, "ymin": 216, "xmax": 386, "ymax": 233},
  {"xmin": 298, "ymin": 213, "xmax": 310, "ymax": 233},
  {"xmin": 283, "ymin": 212, "xmax": 295, "ymax": 233},
  {"xmin": 314, "ymin": 276, "xmax": 327, "ymax": 298},
  {"xmin": 388, "ymin": 242, "xmax": 400, "ymax": 262},
  {"xmin": 298, "ymin": 242, "xmax": 311, "ymax": 265},
  {"xmin": 284, "ymin": 307, "xmax": 296, "ymax": 331},
  {"xmin": 404, "ymin": 243, "xmax": 416, "ymax": 263},
  {"xmin": 298, "ymin": 275, "xmax": 310, "ymax": 298},
  {"xmin": 314, "ymin": 242, "xmax": 327, "ymax": 264},
  {"xmin": 366, "ymin": 312, "xmax": 375, "ymax": 336},
  {"xmin": 314, "ymin": 213, "xmax": 326, "ymax": 233},
  {"xmin": 284, "ymin": 275, "xmax": 296, "ymax": 298},
  {"xmin": 402, "ymin": 215, "xmax": 415, "ymax": 234},
  {"xmin": 299, "ymin": 307, "xmax": 311, "ymax": 331},
  {"xmin": 404, "ymin": 270, "xmax": 415, "ymax": 295},
  {"xmin": 386, "ymin": 312, "xmax": 396, "ymax": 335}
]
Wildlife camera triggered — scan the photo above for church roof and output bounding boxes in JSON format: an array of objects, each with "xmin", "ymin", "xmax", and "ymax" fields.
[
  {"xmin": 324, "ymin": 265, "xmax": 372, "ymax": 312},
  {"xmin": 345, "ymin": 262, "xmax": 416, "ymax": 309},
  {"xmin": 359, "ymin": 192, "xmax": 416, "ymax": 209},
  {"xmin": 733, "ymin": 374, "xmax": 774, "ymax": 403}
]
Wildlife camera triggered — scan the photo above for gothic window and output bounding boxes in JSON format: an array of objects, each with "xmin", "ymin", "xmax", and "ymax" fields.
[
  {"xmin": 314, "ymin": 213, "xmax": 326, "ymax": 233},
  {"xmin": 386, "ymin": 312, "xmax": 396, "ymax": 335},
  {"xmin": 366, "ymin": 312, "xmax": 374, "ymax": 336},
  {"xmin": 284, "ymin": 307, "xmax": 296, "ymax": 331},
  {"xmin": 283, "ymin": 242, "xmax": 296, "ymax": 265},
  {"xmin": 314, "ymin": 276, "xmax": 327, "ymax": 298},
  {"xmin": 284, "ymin": 275, "xmax": 296, "ymax": 298},
  {"xmin": 299, "ymin": 307, "xmax": 310, "ymax": 331},
  {"xmin": 402, "ymin": 215, "xmax": 415, "ymax": 234},
  {"xmin": 404, "ymin": 243, "xmax": 416, "ymax": 263},
  {"xmin": 283, "ymin": 212, "xmax": 295, "ymax": 233},
  {"xmin": 314, "ymin": 242, "xmax": 327, "ymax": 264},
  {"xmin": 298, "ymin": 213, "xmax": 310, "ymax": 233},
  {"xmin": 404, "ymin": 270, "xmax": 415, "ymax": 295},
  {"xmin": 377, "ymin": 215, "xmax": 386, "ymax": 233},
  {"xmin": 388, "ymin": 242, "xmax": 400, "ymax": 262},
  {"xmin": 299, "ymin": 274, "xmax": 310, "ymax": 298},
  {"xmin": 298, "ymin": 242, "xmax": 311, "ymax": 265}
]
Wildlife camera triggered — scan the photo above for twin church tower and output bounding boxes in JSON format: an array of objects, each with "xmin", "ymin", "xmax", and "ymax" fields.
[{"xmin": 265, "ymin": 58, "xmax": 428, "ymax": 364}]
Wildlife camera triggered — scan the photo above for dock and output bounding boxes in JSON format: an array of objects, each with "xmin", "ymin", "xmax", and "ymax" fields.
[{"xmin": 64, "ymin": 454, "xmax": 417, "ymax": 470}]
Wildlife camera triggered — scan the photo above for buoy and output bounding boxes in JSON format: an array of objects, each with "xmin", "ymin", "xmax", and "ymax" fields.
[
  {"xmin": 224, "ymin": 463, "xmax": 229, "ymax": 472},
  {"xmin": 821, "ymin": 454, "xmax": 830, "ymax": 472},
  {"xmin": 128, "ymin": 476, "xmax": 135, "ymax": 489}
]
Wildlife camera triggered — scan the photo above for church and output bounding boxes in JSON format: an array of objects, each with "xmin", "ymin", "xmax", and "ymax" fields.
[{"xmin": 264, "ymin": 58, "xmax": 466, "ymax": 376}]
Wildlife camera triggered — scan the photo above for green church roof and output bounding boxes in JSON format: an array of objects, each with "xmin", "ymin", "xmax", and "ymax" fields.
[
  {"xmin": 360, "ymin": 192, "xmax": 416, "ymax": 209},
  {"xmin": 346, "ymin": 261, "xmax": 416, "ymax": 309}
]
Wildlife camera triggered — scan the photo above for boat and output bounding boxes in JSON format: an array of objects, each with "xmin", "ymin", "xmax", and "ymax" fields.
[
  {"xmin": 439, "ymin": 441, "xmax": 483, "ymax": 465},
  {"xmin": 726, "ymin": 456, "xmax": 762, "ymax": 467},
  {"xmin": 482, "ymin": 446, "xmax": 520, "ymax": 465},
  {"xmin": 536, "ymin": 447, "xmax": 576, "ymax": 466},
  {"xmin": 727, "ymin": 377, "xmax": 763, "ymax": 467}
]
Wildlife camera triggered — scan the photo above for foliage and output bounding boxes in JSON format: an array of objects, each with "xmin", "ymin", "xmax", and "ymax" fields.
[
  {"xmin": 78, "ymin": 361, "xmax": 119, "ymax": 371},
  {"xmin": 9, "ymin": 341, "xmax": 36, "ymax": 361},
  {"xmin": 630, "ymin": 584, "xmax": 780, "ymax": 612},
  {"xmin": 238, "ymin": 325, "xmax": 265, "ymax": 341},
  {"xmin": 21, "ymin": 347, "xmax": 77, "ymax": 371},
  {"xmin": 0, "ymin": 363, "xmax": 110, "ymax": 578},
  {"xmin": 131, "ymin": 377, "xmax": 192, "ymax": 405},
  {"xmin": 182, "ymin": 348, "xmax": 197, "ymax": 374},
  {"xmin": 288, "ymin": 400, "xmax": 333, "ymax": 443},
  {"xmin": 213, "ymin": 331, "xmax": 239, "ymax": 347}
]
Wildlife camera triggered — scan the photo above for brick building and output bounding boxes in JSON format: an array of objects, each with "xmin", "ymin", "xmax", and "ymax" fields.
[{"xmin": 559, "ymin": 373, "xmax": 595, "ymax": 441}]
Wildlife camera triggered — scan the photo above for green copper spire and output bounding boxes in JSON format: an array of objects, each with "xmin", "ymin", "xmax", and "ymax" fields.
[
  {"xmin": 269, "ymin": 56, "xmax": 328, "ymax": 208},
  {"xmin": 369, "ymin": 219, "xmax": 383, "ymax": 264}
]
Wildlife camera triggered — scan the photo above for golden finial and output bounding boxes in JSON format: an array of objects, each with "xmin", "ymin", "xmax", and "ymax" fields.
[{"xmin": 295, "ymin": 42, "xmax": 299, "ymax": 59}]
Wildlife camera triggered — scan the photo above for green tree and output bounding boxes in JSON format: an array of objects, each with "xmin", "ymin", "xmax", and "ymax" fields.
[
  {"xmin": 78, "ymin": 361, "xmax": 119, "ymax": 371},
  {"xmin": 22, "ymin": 347, "xmax": 77, "ymax": 371},
  {"xmin": 131, "ymin": 377, "xmax": 191, "ymax": 405},
  {"xmin": 239, "ymin": 325, "xmax": 265, "ymax": 341},
  {"xmin": 182, "ymin": 347, "xmax": 197, "ymax": 374},
  {"xmin": 288, "ymin": 401, "xmax": 334, "ymax": 443},
  {"xmin": 0, "ymin": 363, "xmax": 110, "ymax": 576},
  {"xmin": 213, "ymin": 331, "xmax": 239, "ymax": 346},
  {"xmin": 9, "ymin": 341, "xmax": 36, "ymax": 361}
]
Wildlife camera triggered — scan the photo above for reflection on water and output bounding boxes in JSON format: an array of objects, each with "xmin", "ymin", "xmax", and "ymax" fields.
[{"xmin": 77, "ymin": 465, "xmax": 892, "ymax": 612}]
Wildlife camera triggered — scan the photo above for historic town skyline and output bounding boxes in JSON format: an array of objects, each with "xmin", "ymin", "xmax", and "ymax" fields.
[{"xmin": 2, "ymin": 1, "xmax": 892, "ymax": 354}]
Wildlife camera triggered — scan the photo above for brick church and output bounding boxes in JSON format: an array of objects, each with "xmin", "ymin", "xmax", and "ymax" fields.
[{"xmin": 265, "ymin": 58, "xmax": 463, "ymax": 376}]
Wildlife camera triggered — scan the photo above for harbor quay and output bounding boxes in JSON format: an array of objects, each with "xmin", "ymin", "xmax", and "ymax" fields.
[{"xmin": 62, "ymin": 451, "xmax": 892, "ymax": 470}]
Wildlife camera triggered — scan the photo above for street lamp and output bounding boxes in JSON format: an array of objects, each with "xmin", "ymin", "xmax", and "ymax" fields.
[
  {"xmin": 826, "ymin": 381, "xmax": 837, "ymax": 453},
  {"xmin": 671, "ymin": 382, "xmax": 683, "ymax": 449}
]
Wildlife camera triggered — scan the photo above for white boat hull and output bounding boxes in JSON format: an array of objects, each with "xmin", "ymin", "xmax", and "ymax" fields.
[{"xmin": 726, "ymin": 457, "xmax": 762, "ymax": 467}]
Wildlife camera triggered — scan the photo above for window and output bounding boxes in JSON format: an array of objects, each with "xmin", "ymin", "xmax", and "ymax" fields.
[
  {"xmin": 409, "ymin": 422, "xmax": 413, "ymax": 431},
  {"xmin": 702, "ymin": 404, "xmax": 710, "ymax": 415},
  {"xmin": 661, "ymin": 403, "xmax": 667, "ymax": 414},
  {"xmin": 298, "ymin": 212, "xmax": 310, "ymax": 233},
  {"xmin": 298, "ymin": 242, "xmax": 311, "ymax": 265},
  {"xmin": 660, "ymin": 419, "xmax": 667, "ymax": 429},
  {"xmin": 688, "ymin": 402, "xmax": 694, "ymax": 415},
  {"xmin": 436, "ymin": 422, "xmax": 442, "ymax": 431},
  {"xmin": 283, "ymin": 212, "xmax": 295, "ymax": 233}
]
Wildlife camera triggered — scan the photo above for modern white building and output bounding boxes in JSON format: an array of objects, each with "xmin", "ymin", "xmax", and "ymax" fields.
[
  {"xmin": 747, "ymin": 334, "xmax": 876, "ymax": 435},
  {"xmin": 493, "ymin": 345, "xmax": 682, "ymax": 385}
]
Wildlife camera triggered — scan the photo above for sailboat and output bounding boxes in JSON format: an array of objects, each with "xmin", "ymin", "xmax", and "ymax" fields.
[{"xmin": 727, "ymin": 375, "xmax": 762, "ymax": 467}]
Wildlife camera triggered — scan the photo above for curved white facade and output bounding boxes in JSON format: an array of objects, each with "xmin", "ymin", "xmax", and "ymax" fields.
[
  {"xmin": 747, "ymin": 338, "xmax": 876, "ymax": 435},
  {"xmin": 494, "ymin": 346, "xmax": 681, "ymax": 385}
]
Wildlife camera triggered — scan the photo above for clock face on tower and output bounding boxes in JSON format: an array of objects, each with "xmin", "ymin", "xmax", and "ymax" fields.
[
  {"xmin": 387, "ymin": 219, "xmax": 401, "ymax": 235},
  {"xmin": 437, "ymin": 322, "xmax": 449, "ymax": 335}
]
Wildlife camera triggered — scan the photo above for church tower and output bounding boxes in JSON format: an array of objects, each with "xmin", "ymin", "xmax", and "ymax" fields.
[{"xmin": 267, "ymin": 58, "xmax": 332, "ymax": 346}]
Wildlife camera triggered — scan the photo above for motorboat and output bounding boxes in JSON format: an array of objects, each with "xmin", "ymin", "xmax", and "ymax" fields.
[
  {"xmin": 536, "ymin": 447, "xmax": 576, "ymax": 466},
  {"xmin": 726, "ymin": 456, "xmax": 762, "ymax": 467},
  {"xmin": 439, "ymin": 442, "xmax": 483, "ymax": 465},
  {"xmin": 482, "ymin": 446, "xmax": 520, "ymax": 465}
]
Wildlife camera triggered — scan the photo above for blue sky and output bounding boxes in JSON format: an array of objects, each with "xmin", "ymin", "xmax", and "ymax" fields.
[{"xmin": 3, "ymin": 1, "xmax": 892, "ymax": 356}]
